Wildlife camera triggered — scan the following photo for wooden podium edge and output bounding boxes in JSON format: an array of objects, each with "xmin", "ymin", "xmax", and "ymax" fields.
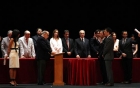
[
  {"xmin": 53, "ymin": 82, "xmax": 65, "ymax": 86},
  {"xmin": 53, "ymin": 52, "xmax": 65, "ymax": 56}
]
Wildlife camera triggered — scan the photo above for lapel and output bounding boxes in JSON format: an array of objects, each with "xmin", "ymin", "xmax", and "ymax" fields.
[
  {"xmin": 23, "ymin": 37, "xmax": 29, "ymax": 48},
  {"xmin": 81, "ymin": 38, "xmax": 86, "ymax": 46},
  {"xmin": 121, "ymin": 38, "xmax": 128, "ymax": 48},
  {"xmin": 6, "ymin": 37, "xmax": 10, "ymax": 46},
  {"xmin": 68, "ymin": 38, "xmax": 71, "ymax": 49},
  {"xmin": 64, "ymin": 38, "xmax": 69, "ymax": 49}
]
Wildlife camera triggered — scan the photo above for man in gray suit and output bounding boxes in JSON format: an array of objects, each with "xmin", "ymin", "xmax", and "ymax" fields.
[
  {"xmin": 1, "ymin": 30, "xmax": 12, "ymax": 58},
  {"xmin": 103, "ymin": 28, "xmax": 114, "ymax": 86}
]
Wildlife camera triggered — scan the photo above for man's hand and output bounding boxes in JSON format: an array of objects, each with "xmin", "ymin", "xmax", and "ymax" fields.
[
  {"xmin": 4, "ymin": 54, "xmax": 8, "ymax": 59},
  {"xmin": 88, "ymin": 55, "xmax": 91, "ymax": 58},
  {"xmin": 21, "ymin": 55, "xmax": 25, "ymax": 58},
  {"xmin": 122, "ymin": 53, "xmax": 127, "ymax": 57},
  {"xmin": 76, "ymin": 55, "xmax": 80, "ymax": 58},
  {"xmin": 67, "ymin": 52, "xmax": 71, "ymax": 56},
  {"xmin": 138, "ymin": 33, "xmax": 140, "ymax": 37},
  {"xmin": 51, "ymin": 52, "xmax": 56, "ymax": 56}
]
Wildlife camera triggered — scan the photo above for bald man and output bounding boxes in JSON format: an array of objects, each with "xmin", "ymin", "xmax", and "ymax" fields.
[
  {"xmin": 74, "ymin": 30, "xmax": 91, "ymax": 58},
  {"xmin": 36, "ymin": 30, "xmax": 54, "ymax": 85},
  {"xmin": 18, "ymin": 30, "xmax": 35, "ymax": 58}
]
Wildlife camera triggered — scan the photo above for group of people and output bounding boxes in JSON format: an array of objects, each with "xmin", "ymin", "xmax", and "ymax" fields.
[
  {"xmin": 92, "ymin": 29, "xmax": 140, "ymax": 86},
  {"xmin": 1, "ymin": 27, "xmax": 140, "ymax": 86}
]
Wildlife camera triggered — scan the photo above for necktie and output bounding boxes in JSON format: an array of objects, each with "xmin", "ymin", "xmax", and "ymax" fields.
[
  {"xmin": 123, "ymin": 39, "xmax": 126, "ymax": 44},
  {"xmin": 66, "ymin": 39, "xmax": 69, "ymax": 50},
  {"xmin": 82, "ymin": 38, "xmax": 84, "ymax": 44}
]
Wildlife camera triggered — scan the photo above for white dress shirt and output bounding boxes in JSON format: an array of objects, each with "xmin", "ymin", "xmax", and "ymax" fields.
[
  {"xmin": 50, "ymin": 38, "xmax": 63, "ymax": 54},
  {"xmin": 113, "ymin": 39, "xmax": 119, "ymax": 51}
]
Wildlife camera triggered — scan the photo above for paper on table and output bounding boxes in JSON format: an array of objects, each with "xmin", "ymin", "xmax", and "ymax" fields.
[
  {"xmin": 134, "ymin": 28, "xmax": 140, "ymax": 34},
  {"xmin": 3, "ymin": 56, "xmax": 9, "ymax": 65}
]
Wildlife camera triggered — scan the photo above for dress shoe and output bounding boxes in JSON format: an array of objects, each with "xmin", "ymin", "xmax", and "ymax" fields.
[
  {"xmin": 38, "ymin": 82, "xmax": 44, "ymax": 85},
  {"xmin": 121, "ymin": 81, "xmax": 131, "ymax": 84},
  {"xmin": 10, "ymin": 81, "xmax": 15, "ymax": 86},
  {"xmin": 105, "ymin": 83, "xmax": 114, "ymax": 86},
  {"xmin": 100, "ymin": 82, "xmax": 107, "ymax": 85}
]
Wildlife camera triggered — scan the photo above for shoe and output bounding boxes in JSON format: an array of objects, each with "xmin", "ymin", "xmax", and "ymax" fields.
[
  {"xmin": 14, "ymin": 81, "xmax": 18, "ymax": 86},
  {"xmin": 38, "ymin": 82, "xmax": 44, "ymax": 85},
  {"xmin": 121, "ymin": 81, "xmax": 131, "ymax": 84},
  {"xmin": 101, "ymin": 82, "xmax": 106, "ymax": 85},
  {"xmin": 105, "ymin": 83, "xmax": 114, "ymax": 86},
  {"xmin": 10, "ymin": 81, "xmax": 15, "ymax": 86}
]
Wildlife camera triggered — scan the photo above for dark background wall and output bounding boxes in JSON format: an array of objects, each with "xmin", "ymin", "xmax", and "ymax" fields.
[{"xmin": 1, "ymin": 1, "xmax": 140, "ymax": 40}]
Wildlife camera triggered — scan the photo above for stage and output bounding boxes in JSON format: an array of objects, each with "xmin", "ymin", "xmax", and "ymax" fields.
[
  {"xmin": 0, "ymin": 58, "xmax": 140, "ymax": 86},
  {"xmin": 0, "ymin": 83, "xmax": 140, "ymax": 88}
]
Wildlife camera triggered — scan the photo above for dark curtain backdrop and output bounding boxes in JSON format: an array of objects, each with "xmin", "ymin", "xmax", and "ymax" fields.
[{"xmin": 1, "ymin": 1, "xmax": 140, "ymax": 40}]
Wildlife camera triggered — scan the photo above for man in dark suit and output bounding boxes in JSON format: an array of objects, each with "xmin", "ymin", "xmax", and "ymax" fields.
[
  {"xmin": 98, "ymin": 30, "xmax": 108, "ymax": 85},
  {"xmin": 61, "ymin": 30, "xmax": 74, "ymax": 58},
  {"xmin": 119, "ymin": 31, "xmax": 136, "ymax": 84},
  {"xmin": 103, "ymin": 28, "xmax": 114, "ymax": 86},
  {"xmin": 90, "ymin": 29, "xmax": 101, "ymax": 58},
  {"xmin": 74, "ymin": 30, "xmax": 91, "ymax": 58},
  {"xmin": 36, "ymin": 30, "xmax": 54, "ymax": 85},
  {"xmin": 32, "ymin": 28, "xmax": 42, "ymax": 54}
]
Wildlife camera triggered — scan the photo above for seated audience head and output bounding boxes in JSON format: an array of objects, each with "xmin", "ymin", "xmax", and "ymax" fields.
[
  {"xmin": 24, "ymin": 30, "xmax": 30, "ymax": 39},
  {"xmin": 52, "ymin": 29, "xmax": 59, "ymax": 38},
  {"xmin": 36, "ymin": 28, "xmax": 42, "ymax": 36},
  {"xmin": 42, "ymin": 30, "xmax": 49, "ymax": 39},
  {"xmin": 79, "ymin": 30, "xmax": 85, "ymax": 38},
  {"xmin": 64, "ymin": 30, "xmax": 69, "ymax": 39},
  {"xmin": 104, "ymin": 27, "xmax": 112, "ymax": 37}
]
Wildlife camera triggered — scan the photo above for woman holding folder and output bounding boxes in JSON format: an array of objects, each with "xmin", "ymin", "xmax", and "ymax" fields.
[{"xmin": 6, "ymin": 29, "xmax": 20, "ymax": 86}]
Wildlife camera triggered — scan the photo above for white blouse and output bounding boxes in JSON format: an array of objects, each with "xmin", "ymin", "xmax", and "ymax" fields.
[
  {"xmin": 50, "ymin": 38, "xmax": 63, "ymax": 54},
  {"xmin": 113, "ymin": 39, "xmax": 119, "ymax": 51}
]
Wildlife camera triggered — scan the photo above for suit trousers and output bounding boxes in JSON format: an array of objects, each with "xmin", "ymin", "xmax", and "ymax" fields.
[
  {"xmin": 98, "ymin": 57, "xmax": 108, "ymax": 83},
  {"xmin": 105, "ymin": 61, "xmax": 114, "ymax": 84},
  {"xmin": 37, "ymin": 59, "xmax": 47, "ymax": 84},
  {"xmin": 121, "ymin": 57, "xmax": 132, "ymax": 81}
]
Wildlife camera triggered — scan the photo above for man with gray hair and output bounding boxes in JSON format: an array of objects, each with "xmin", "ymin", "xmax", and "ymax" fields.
[
  {"xmin": 74, "ymin": 30, "xmax": 91, "ymax": 58},
  {"xmin": 1, "ymin": 30, "xmax": 12, "ymax": 58},
  {"xmin": 36, "ymin": 30, "xmax": 54, "ymax": 85},
  {"xmin": 18, "ymin": 30, "xmax": 35, "ymax": 58}
]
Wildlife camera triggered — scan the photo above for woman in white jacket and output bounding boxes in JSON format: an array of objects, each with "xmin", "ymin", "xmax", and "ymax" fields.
[
  {"xmin": 112, "ymin": 32, "xmax": 119, "ymax": 58},
  {"xmin": 50, "ymin": 29, "xmax": 63, "ymax": 56}
]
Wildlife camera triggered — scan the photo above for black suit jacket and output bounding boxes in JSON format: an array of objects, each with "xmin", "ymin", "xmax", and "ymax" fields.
[
  {"xmin": 98, "ymin": 38, "xmax": 106, "ymax": 58},
  {"xmin": 74, "ymin": 38, "xmax": 90, "ymax": 58},
  {"xmin": 32, "ymin": 35, "xmax": 40, "ymax": 52},
  {"xmin": 61, "ymin": 38, "xmax": 74, "ymax": 57},
  {"xmin": 119, "ymin": 38, "xmax": 135, "ymax": 58},
  {"xmin": 90, "ymin": 37, "xmax": 100, "ymax": 54},
  {"xmin": 103, "ymin": 36, "xmax": 114, "ymax": 61},
  {"xmin": 36, "ymin": 36, "xmax": 52, "ymax": 60}
]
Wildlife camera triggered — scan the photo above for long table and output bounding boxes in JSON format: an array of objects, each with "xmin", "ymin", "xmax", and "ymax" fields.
[{"xmin": 0, "ymin": 58, "xmax": 140, "ymax": 85}]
